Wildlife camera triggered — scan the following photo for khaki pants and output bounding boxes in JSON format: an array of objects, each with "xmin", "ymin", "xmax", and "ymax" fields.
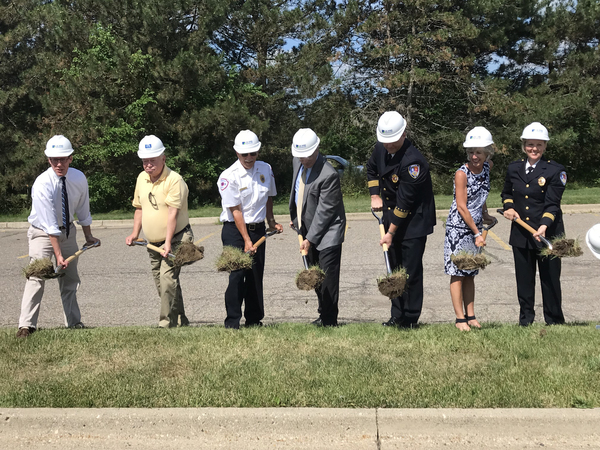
[
  {"xmin": 19, "ymin": 225, "xmax": 81, "ymax": 329},
  {"xmin": 148, "ymin": 227, "xmax": 194, "ymax": 328}
]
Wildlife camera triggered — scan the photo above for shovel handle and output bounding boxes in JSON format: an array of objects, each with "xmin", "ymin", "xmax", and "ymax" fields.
[
  {"xmin": 298, "ymin": 234, "xmax": 308, "ymax": 257},
  {"xmin": 496, "ymin": 209, "xmax": 552, "ymax": 249},
  {"xmin": 254, "ymin": 236, "xmax": 266, "ymax": 248},
  {"xmin": 64, "ymin": 249, "xmax": 86, "ymax": 264},
  {"xmin": 378, "ymin": 224, "xmax": 389, "ymax": 252},
  {"xmin": 135, "ymin": 239, "xmax": 175, "ymax": 257}
]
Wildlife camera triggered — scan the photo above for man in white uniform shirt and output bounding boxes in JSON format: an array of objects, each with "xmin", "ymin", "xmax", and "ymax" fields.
[
  {"xmin": 17, "ymin": 135, "xmax": 100, "ymax": 337},
  {"xmin": 218, "ymin": 130, "xmax": 283, "ymax": 329}
]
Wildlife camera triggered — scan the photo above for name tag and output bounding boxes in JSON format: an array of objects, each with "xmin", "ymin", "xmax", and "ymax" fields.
[{"xmin": 239, "ymin": 187, "xmax": 248, "ymax": 192}]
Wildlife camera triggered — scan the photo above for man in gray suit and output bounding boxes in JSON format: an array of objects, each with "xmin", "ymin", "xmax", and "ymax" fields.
[{"xmin": 289, "ymin": 128, "xmax": 346, "ymax": 327}]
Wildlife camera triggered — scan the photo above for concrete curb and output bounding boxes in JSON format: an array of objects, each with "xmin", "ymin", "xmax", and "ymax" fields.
[
  {"xmin": 2, "ymin": 204, "xmax": 599, "ymax": 230},
  {"xmin": 1, "ymin": 408, "xmax": 599, "ymax": 449}
]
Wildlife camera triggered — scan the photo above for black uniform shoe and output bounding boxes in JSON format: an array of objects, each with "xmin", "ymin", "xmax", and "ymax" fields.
[
  {"xmin": 244, "ymin": 321, "xmax": 263, "ymax": 328},
  {"xmin": 382, "ymin": 317, "xmax": 402, "ymax": 327}
]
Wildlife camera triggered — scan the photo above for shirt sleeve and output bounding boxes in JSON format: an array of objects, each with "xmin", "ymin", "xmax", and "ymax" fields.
[
  {"xmin": 366, "ymin": 147, "xmax": 380, "ymax": 196},
  {"xmin": 73, "ymin": 174, "xmax": 93, "ymax": 227},
  {"xmin": 541, "ymin": 166, "xmax": 566, "ymax": 227},
  {"xmin": 164, "ymin": 176, "xmax": 187, "ymax": 210},
  {"xmin": 32, "ymin": 179, "xmax": 61, "ymax": 236},
  {"xmin": 218, "ymin": 173, "xmax": 241, "ymax": 208},
  {"xmin": 268, "ymin": 165, "xmax": 277, "ymax": 197}
]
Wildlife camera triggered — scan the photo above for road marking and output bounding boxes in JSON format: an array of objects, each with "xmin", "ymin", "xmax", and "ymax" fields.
[
  {"xmin": 488, "ymin": 230, "xmax": 511, "ymax": 250},
  {"xmin": 194, "ymin": 232, "xmax": 217, "ymax": 246},
  {"xmin": 344, "ymin": 222, "xmax": 348, "ymax": 239},
  {"xmin": 18, "ymin": 254, "xmax": 30, "ymax": 259}
]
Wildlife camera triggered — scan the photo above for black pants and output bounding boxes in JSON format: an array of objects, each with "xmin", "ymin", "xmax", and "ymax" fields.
[
  {"xmin": 221, "ymin": 222, "xmax": 266, "ymax": 329},
  {"xmin": 388, "ymin": 236, "xmax": 427, "ymax": 325},
  {"xmin": 306, "ymin": 244, "xmax": 342, "ymax": 326},
  {"xmin": 512, "ymin": 246, "xmax": 564, "ymax": 326}
]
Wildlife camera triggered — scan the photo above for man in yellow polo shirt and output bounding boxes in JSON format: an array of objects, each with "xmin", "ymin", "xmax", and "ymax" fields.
[{"xmin": 125, "ymin": 135, "xmax": 194, "ymax": 328}]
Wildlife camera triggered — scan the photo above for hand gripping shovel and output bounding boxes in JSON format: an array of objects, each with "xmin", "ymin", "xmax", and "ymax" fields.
[
  {"xmin": 292, "ymin": 225, "xmax": 325, "ymax": 291},
  {"xmin": 216, "ymin": 229, "xmax": 278, "ymax": 272},
  {"xmin": 23, "ymin": 240, "xmax": 100, "ymax": 279},
  {"xmin": 450, "ymin": 217, "xmax": 496, "ymax": 271},
  {"xmin": 371, "ymin": 208, "xmax": 407, "ymax": 298},
  {"xmin": 496, "ymin": 209, "xmax": 553, "ymax": 250},
  {"xmin": 134, "ymin": 239, "xmax": 176, "ymax": 258}
]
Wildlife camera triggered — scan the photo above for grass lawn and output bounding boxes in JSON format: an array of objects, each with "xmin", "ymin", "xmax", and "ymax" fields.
[
  {"xmin": 2, "ymin": 323, "xmax": 600, "ymax": 408},
  {"xmin": 1, "ymin": 186, "xmax": 598, "ymax": 222}
]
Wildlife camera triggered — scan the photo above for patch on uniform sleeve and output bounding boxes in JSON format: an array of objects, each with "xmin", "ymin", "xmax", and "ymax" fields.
[
  {"xmin": 560, "ymin": 171, "xmax": 567, "ymax": 185},
  {"xmin": 219, "ymin": 178, "xmax": 229, "ymax": 191},
  {"xmin": 260, "ymin": 174, "xmax": 265, "ymax": 183},
  {"xmin": 408, "ymin": 164, "xmax": 420, "ymax": 179}
]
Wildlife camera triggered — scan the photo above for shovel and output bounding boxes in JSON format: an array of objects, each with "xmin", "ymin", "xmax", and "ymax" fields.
[
  {"xmin": 496, "ymin": 208, "xmax": 553, "ymax": 250},
  {"xmin": 291, "ymin": 225, "xmax": 310, "ymax": 270},
  {"xmin": 134, "ymin": 239, "xmax": 176, "ymax": 258},
  {"xmin": 291, "ymin": 225, "xmax": 324, "ymax": 291},
  {"xmin": 37, "ymin": 240, "xmax": 101, "ymax": 279},
  {"xmin": 371, "ymin": 208, "xmax": 407, "ymax": 298},
  {"xmin": 247, "ymin": 229, "xmax": 279, "ymax": 254},
  {"xmin": 215, "ymin": 229, "xmax": 278, "ymax": 272}
]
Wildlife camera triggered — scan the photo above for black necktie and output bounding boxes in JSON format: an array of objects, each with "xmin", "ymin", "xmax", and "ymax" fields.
[
  {"xmin": 527, "ymin": 166, "xmax": 534, "ymax": 175},
  {"xmin": 385, "ymin": 153, "xmax": 392, "ymax": 165},
  {"xmin": 61, "ymin": 176, "xmax": 70, "ymax": 238}
]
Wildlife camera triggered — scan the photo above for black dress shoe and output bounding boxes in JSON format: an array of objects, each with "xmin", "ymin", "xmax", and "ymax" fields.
[
  {"xmin": 382, "ymin": 317, "xmax": 402, "ymax": 327},
  {"xmin": 244, "ymin": 321, "xmax": 263, "ymax": 328},
  {"xmin": 311, "ymin": 318, "xmax": 323, "ymax": 326}
]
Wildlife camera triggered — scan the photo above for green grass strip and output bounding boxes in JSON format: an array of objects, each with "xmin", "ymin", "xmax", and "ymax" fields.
[{"xmin": 2, "ymin": 323, "xmax": 600, "ymax": 408}]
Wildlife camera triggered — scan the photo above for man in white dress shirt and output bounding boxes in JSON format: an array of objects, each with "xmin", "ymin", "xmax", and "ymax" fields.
[{"xmin": 16, "ymin": 135, "xmax": 100, "ymax": 337}]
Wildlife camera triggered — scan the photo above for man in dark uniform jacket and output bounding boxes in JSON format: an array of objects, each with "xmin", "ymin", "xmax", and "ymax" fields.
[
  {"xmin": 501, "ymin": 122, "xmax": 567, "ymax": 326},
  {"xmin": 368, "ymin": 111, "xmax": 436, "ymax": 327}
]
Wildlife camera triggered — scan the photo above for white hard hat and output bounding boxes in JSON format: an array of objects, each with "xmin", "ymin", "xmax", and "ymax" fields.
[
  {"xmin": 520, "ymin": 122, "xmax": 550, "ymax": 141},
  {"xmin": 234, "ymin": 130, "xmax": 261, "ymax": 154},
  {"xmin": 291, "ymin": 128, "xmax": 320, "ymax": 157},
  {"xmin": 44, "ymin": 135, "xmax": 74, "ymax": 157},
  {"xmin": 377, "ymin": 111, "xmax": 406, "ymax": 143},
  {"xmin": 463, "ymin": 126, "xmax": 494, "ymax": 148},
  {"xmin": 586, "ymin": 224, "xmax": 600, "ymax": 260},
  {"xmin": 138, "ymin": 135, "xmax": 165, "ymax": 158}
]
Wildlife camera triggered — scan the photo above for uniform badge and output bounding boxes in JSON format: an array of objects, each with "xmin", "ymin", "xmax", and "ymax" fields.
[
  {"xmin": 391, "ymin": 174, "xmax": 399, "ymax": 183},
  {"xmin": 219, "ymin": 178, "xmax": 229, "ymax": 191},
  {"xmin": 260, "ymin": 174, "xmax": 265, "ymax": 183},
  {"xmin": 538, "ymin": 177, "xmax": 546, "ymax": 187},
  {"xmin": 408, "ymin": 164, "xmax": 420, "ymax": 179},
  {"xmin": 560, "ymin": 171, "xmax": 567, "ymax": 185}
]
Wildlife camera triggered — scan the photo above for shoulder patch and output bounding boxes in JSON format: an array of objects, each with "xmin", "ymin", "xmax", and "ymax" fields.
[
  {"xmin": 560, "ymin": 171, "xmax": 567, "ymax": 186},
  {"xmin": 219, "ymin": 178, "xmax": 229, "ymax": 191},
  {"xmin": 260, "ymin": 174, "xmax": 265, "ymax": 183},
  {"xmin": 408, "ymin": 164, "xmax": 420, "ymax": 179}
]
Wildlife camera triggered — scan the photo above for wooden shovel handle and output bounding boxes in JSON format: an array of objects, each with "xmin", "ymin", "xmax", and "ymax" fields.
[
  {"xmin": 254, "ymin": 236, "xmax": 266, "ymax": 248},
  {"xmin": 136, "ymin": 239, "xmax": 166, "ymax": 255},
  {"xmin": 515, "ymin": 218, "xmax": 538, "ymax": 235},
  {"xmin": 379, "ymin": 224, "xmax": 389, "ymax": 252},
  {"xmin": 64, "ymin": 249, "xmax": 85, "ymax": 264},
  {"xmin": 298, "ymin": 234, "xmax": 308, "ymax": 256}
]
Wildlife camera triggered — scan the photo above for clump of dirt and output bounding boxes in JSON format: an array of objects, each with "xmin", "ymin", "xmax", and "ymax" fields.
[
  {"xmin": 23, "ymin": 258, "xmax": 55, "ymax": 279},
  {"xmin": 451, "ymin": 251, "xmax": 490, "ymax": 271},
  {"xmin": 377, "ymin": 268, "xmax": 408, "ymax": 298},
  {"xmin": 295, "ymin": 266, "xmax": 325, "ymax": 290},
  {"xmin": 216, "ymin": 246, "xmax": 253, "ymax": 272},
  {"xmin": 541, "ymin": 236, "xmax": 583, "ymax": 258},
  {"xmin": 173, "ymin": 242, "xmax": 204, "ymax": 267}
]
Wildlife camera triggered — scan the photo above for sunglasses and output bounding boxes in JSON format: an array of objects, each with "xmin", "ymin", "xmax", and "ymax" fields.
[
  {"xmin": 49, "ymin": 157, "xmax": 71, "ymax": 165},
  {"xmin": 245, "ymin": 152, "xmax": 258, "ymax": 157},
  {"xmin": 148, "ymin": 192, "xmax": 158, "ymax": 209}
]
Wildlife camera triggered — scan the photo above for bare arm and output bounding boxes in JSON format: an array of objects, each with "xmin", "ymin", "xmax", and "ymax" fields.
[
  {"xmin": 455, "ymin": 170, "xmax": 485, "ymax": 247},
  {"xmin": 162, "ymin": 206, "xmax": 179, "ymax": 257},
  {"xmin": 266, "ymin": 197, "xmax": 283, "ymax": 233},
  {"xmin": 125, "ymin": 208, "xmax": 143, "ymax": 246},
  {"xmin": 230, "ymin": 205, "xmax": 255, "ymax": 254}
]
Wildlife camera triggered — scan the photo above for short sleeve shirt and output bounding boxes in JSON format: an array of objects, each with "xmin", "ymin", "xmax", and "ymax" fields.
[{"xmin": 218, "ymin": 160, "xmax": 277, "ymax": 223}]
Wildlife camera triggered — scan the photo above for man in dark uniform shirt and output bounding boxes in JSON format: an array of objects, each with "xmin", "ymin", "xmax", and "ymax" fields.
[
  {"xmin": 368, "ymin": 111, "xmax": 436, "ymax": 328},
  {"xmin": 501, "ymin": 122, "xmax": 567, "ymax": 326}
]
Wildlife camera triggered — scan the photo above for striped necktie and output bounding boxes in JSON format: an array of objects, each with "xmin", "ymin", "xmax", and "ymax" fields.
[{"xmin": 61, "ymin": 176, "xmax": 70, "ymax": 238}]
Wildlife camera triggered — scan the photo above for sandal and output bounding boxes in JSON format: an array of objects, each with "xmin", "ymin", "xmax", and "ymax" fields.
[
  {"xmin": 466, "ymin": 315, "xmax": 481, "ymax": 328},
  {"xmin": 455, "ymin": 317, "xmax": 470, "ymax": 331}
]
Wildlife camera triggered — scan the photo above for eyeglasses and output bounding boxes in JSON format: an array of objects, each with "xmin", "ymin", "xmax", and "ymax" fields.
[
  {"xmin": 148, "ymin": 192, "xmax": 158, "ymax": 209},
  {"xmin": 49, "ymin": 157, "xmax": 70, "ymax": 165},
  {"xmin": 245, "ymin": 152, "xmax": 258, "ymax": 157}
]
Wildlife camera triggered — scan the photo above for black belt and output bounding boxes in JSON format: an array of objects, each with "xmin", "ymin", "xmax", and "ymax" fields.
[
  {"xmin": 59, "ymin": 222, "xmax": 73, "ymax": 230},
  {"xmin": 149, "ymin": 224, "xmax": 191, "ymax": 246},
  {"xmin": 247, "ymin": 222, "xmax": 265, "ymax": 231}
]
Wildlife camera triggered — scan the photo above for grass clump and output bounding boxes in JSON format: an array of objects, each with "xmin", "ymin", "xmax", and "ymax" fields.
[
  {"xmin": 540, "ymin": 235, "xmax": 584, "ymax": 258},
  {"xmin": 450, "ymin": 250, "xmax": 491, "ymax": 270},
  {"xmin": 215, "ymin": 246, "xmax": 252, "ymax": 272},
  {"xmin": 295, "ymin": 265, "xmax": 325, "ymax": 290},
  {"xmin": 377, "ymin": 268, "xmax": 408, "ymax": 298},
  {"xmin": 22, "ymin": 258, "xmax": 55, "ymax": 279}
]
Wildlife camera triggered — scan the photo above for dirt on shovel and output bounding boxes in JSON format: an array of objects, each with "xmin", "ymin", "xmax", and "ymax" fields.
[
  {"xmin": 216, "ymin": 246, "xmax": 253, "ymax": 272},
  {"xmin": 22, "ymin": 258, "xmax": 56, "ymax": 279},
  {"xmin": 173, "ymin": 242, "xmax": 204, "ymax": 267},
  {"xmin": 540, "ymin": 236, "xmax": 583, "ymax": 258},
  {"xmin": 295, "ymin": 265, "xmax": 325, "ymax": 291},
  {"xmin": 450, "ymin": 251, "xmax": 491, "ymax": 271},
  {"xmin": 377, "ymin": 268, "xmax": 408, "ymax": 298}
]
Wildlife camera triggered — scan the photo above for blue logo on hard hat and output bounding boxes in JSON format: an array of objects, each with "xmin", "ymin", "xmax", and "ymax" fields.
[
  {"xmin": 242, "ymin": 140, "xmax": 253, "ymax": 145},
  {"xmin": 145, "ymin": 144, "xmax": 152, "ymax": 148},
  {"xmin": 381, "ymin": 129, "xmax": 393, "ymax": 134}
]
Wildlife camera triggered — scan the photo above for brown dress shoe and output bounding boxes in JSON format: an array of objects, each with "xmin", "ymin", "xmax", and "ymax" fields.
[{"xmin": 16, "ymin": 327, "xmax": 32, "ymax": 338}]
